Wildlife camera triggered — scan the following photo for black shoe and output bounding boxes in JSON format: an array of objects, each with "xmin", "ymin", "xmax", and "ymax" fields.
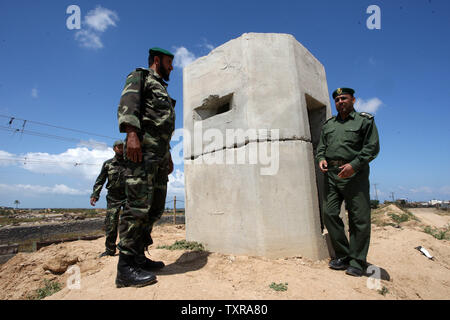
[
  {"xmin": 99, "ymin": 251, "xmax": 115, "ymax": 258},
  {"xmin": 135, "ymin": 254, "xmax": 165, "ymax": 271},
  {"xmin": 329, "ymin": 258, "xmax": 349, "ymax": 270},
  {"xmin": 346, "ymin": 266, "xmax": 363, "ymax": 277},
  {"xmin": 115, "ymin": 253, "xmax": 157, "ymax": 288}
]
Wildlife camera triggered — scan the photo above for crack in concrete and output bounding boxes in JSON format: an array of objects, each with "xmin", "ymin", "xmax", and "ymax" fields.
[{"xmin": 185, "ymin": 136, "xmax": 311, "ymax": 160}]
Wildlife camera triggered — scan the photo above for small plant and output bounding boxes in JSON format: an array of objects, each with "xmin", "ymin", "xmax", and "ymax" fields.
[
  {"xmin": 269, "ymin": 282, "xmax": 288, "ymax": 292},
  {"xmin": 157, "ymin": 240, "xmax": 205, "ymax": 251},
  {"xmin": 378, "ymin": 286, "xmax": 389, "ymax": 296},
  {"xmin": 388, "ymin": 212, "xmax": 410, "ymax": 224},
  {"xmin": 370, "ymin": 200, "xmax": 380, "ymax": 209},
  {"xmin": 423, "ymin": 225, "xmax": 450, "ymax": 240},
  {"xmin": 28, "ymin": 279, "xmax": 62, "ymax": 300}
]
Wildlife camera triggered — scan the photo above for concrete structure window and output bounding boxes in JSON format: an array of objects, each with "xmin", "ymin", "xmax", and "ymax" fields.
[{"xmin": 193, "ymin": 93, "xmax": 233, "ymax": 121}]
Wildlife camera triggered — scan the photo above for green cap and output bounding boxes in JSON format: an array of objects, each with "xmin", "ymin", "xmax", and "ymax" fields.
[
  {"xmin": 113, "ymin": 140, "xmax": 124, "ymax": 147},
  {"xmin": 149, "ymin": 47, "xmax": 174, "ymax": 58},
  {"xmin": 332, "ymin": 87, "xmax": 355, "ymax": 99}
]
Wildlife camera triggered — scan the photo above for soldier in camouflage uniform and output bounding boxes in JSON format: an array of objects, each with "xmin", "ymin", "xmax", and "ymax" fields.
[
  {"xmin": 316, "ymin": 88, "xmax": 380, "ymax": 277},
  {"xmin": 115, "ymin": 47, "xmax": 175, "ymax": 288},
  {"xmin": 90, "ymin": 140, "xmax": 126, "ymax": 258}
]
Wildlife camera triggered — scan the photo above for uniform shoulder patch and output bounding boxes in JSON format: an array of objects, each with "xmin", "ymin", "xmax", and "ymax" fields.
[{"xmin": 359, "ymin": 112, "xmax": 374, "ymax": 119}]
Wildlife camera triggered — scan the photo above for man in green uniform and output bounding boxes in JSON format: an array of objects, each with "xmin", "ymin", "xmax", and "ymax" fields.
[
  {"xmin": 115, "ymin": 47, "xmax": 175, "ymax": 288},
  {"xmin": 90, "ymin": 140, "xmax": 126, "ymax": 258},
  {"xmin": 316, "ymin": 87, "xmax": 380, "ymax": 277}
]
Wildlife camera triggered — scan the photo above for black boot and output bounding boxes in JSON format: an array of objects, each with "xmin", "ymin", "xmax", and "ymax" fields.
[
  {"xmin": 135, "ymin": 253, "xmax": 165, "ymax": 271},
  {"xmin": 115, "ymin": 253, "xmax": 157, "ymax": 288},
  {"xmin": 99, "ymin": 250, "xmax": 115, "ymax": 258}
]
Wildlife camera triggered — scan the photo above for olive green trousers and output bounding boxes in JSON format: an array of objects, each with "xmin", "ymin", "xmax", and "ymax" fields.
[{"xmin": 322, "ymin": 165, "xmax": 371, "ymax": 271}]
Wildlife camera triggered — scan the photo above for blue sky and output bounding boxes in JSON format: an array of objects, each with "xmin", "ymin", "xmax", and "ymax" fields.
[{"xmin": 0, "ymin": 0, "xmax": 449, "ymax": 208}]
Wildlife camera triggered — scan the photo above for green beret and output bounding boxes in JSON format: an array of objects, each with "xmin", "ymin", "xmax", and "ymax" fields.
[
  {"xmin": 113, "ymin": 140, "xmax": 124, "ymax": 147},
  {"xmin": 149, "ymin": 47, "xmax": 174, "ymax": 58},
  {"xmin": 332, "ymin": 87, "xmax": 355, "ymax": 99}
]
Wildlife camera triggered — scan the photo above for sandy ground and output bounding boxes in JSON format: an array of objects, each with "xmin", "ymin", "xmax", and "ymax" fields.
[
  {"xmin": 408, "ymin": 208, "xmax": 450, "ymax": 229},
  {"xmin": 0, "ymin": 207, "xmax": 449, "ymax": 300}
]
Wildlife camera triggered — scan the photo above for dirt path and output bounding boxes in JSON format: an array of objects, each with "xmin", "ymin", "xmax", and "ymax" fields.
[
  {"xmin": 409, "ymin": 208, "xmax": 450, "ymax": 228},
  {"xmin": 1, "ymin": 222, "xmax": 449, "ymax": 300}
]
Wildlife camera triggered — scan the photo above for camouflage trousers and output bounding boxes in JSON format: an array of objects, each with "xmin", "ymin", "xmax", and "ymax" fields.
[
  {"xmin": 117, "ymin": 153, "xmax": 169, "ymax": 256},
  {"xmin": 104, "ymin": 195, "xmax": 126, "ymax": 254}
]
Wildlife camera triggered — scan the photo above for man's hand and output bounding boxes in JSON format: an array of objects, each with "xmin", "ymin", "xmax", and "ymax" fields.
[
  {"xmin": 338, "ymin": 163, "xmax": 355, "ymax": 179},
  {"xmin": 90, "ymin": 197, "xmax": 97, "ymax": 206},
  {"xmin": 125, "ymin": 126, "xmax": 142, "ymax": 163},
  {"xmin": 319, "ymin": 160, "xmax": 328, "ymax": 173},
  {"xmin": 167, "ymin": 153, "xmax": 174, "ymax": 174}
]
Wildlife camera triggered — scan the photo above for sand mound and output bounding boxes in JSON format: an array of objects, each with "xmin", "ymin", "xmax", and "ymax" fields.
[
  {"xmin": 0, "ymin": 223, "xmax": 449, "ymax": 300},
  {"xmin": 371, "ymin": 204, "xmax": 420, "ymax": 228},
  {"xmin": 380, "ymin": 204, "xmax": 407, "ymax": 215}
]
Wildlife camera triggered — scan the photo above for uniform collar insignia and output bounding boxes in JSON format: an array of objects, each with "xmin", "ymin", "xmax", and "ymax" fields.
[{"xmin": 349, "ymin": 110, "xmax": 356, "ymax": 119}]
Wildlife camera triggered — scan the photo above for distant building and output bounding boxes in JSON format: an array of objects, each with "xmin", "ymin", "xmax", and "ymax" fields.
[
  {"xmin": 440, "ymin": 201, "xmax": 450, "ymax": 209},
  {"xmin": 429, "ymin": 199, "xmax": 443, "ymax": 206}
]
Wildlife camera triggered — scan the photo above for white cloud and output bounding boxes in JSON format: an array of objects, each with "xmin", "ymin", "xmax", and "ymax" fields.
[
  {"xmin": 410, "ymin": 186, "xmax": 433, "ymax": 194},
  {"xmin": 199, "ymin": 38, "xmax": 214, "ymax": 52},
  {"xmin": 354, "ymin": 97, "xmax": 383, "ymax": 114},
  {"xmin": 167, "ymin": 169, "xmax": 185, "ymax": 197},
  {"xmin": 75, "ymin": 29, "xmax": 103, "ymax": 49},
  {"xmin": 75, "ymin": 6, "xmax": 119, "ymax": 50},
  {"xmin": 77, "ymin": 139, "xmax": 109, "ymax": 150},
  {"xmin": 0, "ymin": 150, "xmax": 16, "ymax": 166},
  {"xmin": 0, "ymin": 142, "xmax": 114, "ymax": 181},
  {"xmin": 0, "ymin": 183, "xmax": 90, "ymax": 196},
  {"xmin": 31, "ymin": 88, "xmax": 38, "ymax": 98},
  {"xmin": 84, "ymin": 6, "xmax": 119, "ymax": 32},
  {"xmin": 173, "ymin": 47, "xmax": 197, "ymax": 69}
]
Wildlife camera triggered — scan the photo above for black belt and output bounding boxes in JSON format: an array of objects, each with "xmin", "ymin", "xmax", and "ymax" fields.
[{"xmin": 327, "ymin": 159, "xmax": 347, "ymax": 167}]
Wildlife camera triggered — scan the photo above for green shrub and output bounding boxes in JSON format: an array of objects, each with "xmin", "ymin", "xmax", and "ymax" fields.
[
  {"xmin": 28, "ymin": 279, "xmax": 62, "ymax": 300},
  {"xmin": 423, "ymin": 225, "xmax": 450, "ymax": 240},
  {"xmin": 157, "ymin": 240, "xmax": 205, "ymax": 251},
  {"xmin": 269, "ymin": 282, "xmax": 288, "ymax": 292},
  {"xmin": 378, "ymin": 286, "xmax": 389, "ymax": 296},
  {"xmin": 388, "ymin": 212, "xmax": 410, "ymax": 224}
]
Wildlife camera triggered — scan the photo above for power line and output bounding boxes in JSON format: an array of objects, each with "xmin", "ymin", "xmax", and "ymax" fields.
[
  {"xmin": 0, "ymin": 114, "xmax": 118, "ymax": 140},
  {"xmin": 0, "ymin": 157, "xmax": 101, "ymax": 166},
  {"xmin": 0, "ymin": 126, "xmax": 109, "ymax": 148}
]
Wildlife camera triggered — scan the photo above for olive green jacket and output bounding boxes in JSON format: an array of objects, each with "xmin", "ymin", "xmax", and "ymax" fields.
[{"xmin": 316, "ymin": 110, "xmax": 380, "ymax": 172}]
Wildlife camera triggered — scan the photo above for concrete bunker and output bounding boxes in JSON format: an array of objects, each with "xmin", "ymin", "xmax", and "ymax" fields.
[{"xmin": 183, "ymin": 33, "xmax": 332, "ymax": 260}]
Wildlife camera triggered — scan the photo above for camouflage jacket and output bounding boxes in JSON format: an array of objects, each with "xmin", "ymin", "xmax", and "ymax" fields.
[
  {"xmin": 90, "ymin": 156, "xmax": 126, "ymax": 200},
  {"xmin": 117, "ymin": 68, "xmax": 176, "ymax": 159}
]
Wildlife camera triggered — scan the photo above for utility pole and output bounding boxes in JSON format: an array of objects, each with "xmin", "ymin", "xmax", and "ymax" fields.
[
  {"xmin": 173, "ymin": 196, "xmax": 176, "ymax": 224},
  {"xmin": 390, "ymin": 192, "xmax": 395, "ymax": 202},
  {"xmin": 373, "ymin": 183, "xmax": 379, "ymax": 201}
]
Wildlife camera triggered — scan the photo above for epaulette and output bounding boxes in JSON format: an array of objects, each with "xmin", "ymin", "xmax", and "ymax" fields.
[
  {"xmin": 359, "ymin": 112, "xmax": 374, "ymax": 119},
  {"xmin": 135, "ymin": 67, "xmax": 149, "ymax": 73},
  {"xmin": 324, "ymin": 116, "xmax": 336, "ymax": 124}
]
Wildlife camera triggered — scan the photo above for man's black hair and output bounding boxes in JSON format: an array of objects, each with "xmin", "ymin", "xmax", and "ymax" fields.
[{"xmin": 148, "ymin": 52, "xmax": 163, "ymax": 67}]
